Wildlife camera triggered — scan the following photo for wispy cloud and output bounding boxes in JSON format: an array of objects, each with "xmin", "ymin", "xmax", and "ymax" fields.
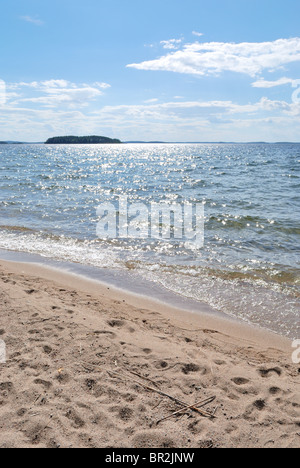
[
  {"xmin": 20, "ymin": 15, "xmax": 44, "ymax": 26},
  {"xmin": 144, "ymin": 98, "xmax": 159, "ymax": 103},
  {"xmin": 160, "ymin": 39, "xmax": 182, "ymax": 50},
  {"xmin": 89, "ymin": 98, "xmax": 300, "ymax": 124},
  {"xmin": 252, "ymin": 77, "xmax": 298, "ymax": 88},
  {"xmin": 128, "ymin": 38, "xmax": 300, "ymax": 77},
  {"xmin": 1, "ymin": 96, "xmax": 300, "ymax": 142},
  {"xmin": 2, "ymin": 77, "xmax": 300, "ymax": 141},
  {"xmin": 192, "ymin": 31, "xmax": 204, "ymax": 37},
  {"xmin": 7, "ymin": 80, "xmax": 111, "ymax": 108}
]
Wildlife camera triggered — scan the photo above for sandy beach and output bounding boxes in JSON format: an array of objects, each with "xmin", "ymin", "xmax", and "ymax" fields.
[{"xmin": 0, "ymin": 259, "xmax": 299, "ymax": 449}]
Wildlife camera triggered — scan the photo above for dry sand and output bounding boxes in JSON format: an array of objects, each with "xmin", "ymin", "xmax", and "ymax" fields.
[{"xmin": 0, "ymin": 259, "xmax": 299, "ymax": 448}]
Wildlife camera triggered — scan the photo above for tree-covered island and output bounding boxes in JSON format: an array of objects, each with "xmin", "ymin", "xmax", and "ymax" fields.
[{"xmin": 45, "ymin": 136, "xmax": 122, "ymax": 144}]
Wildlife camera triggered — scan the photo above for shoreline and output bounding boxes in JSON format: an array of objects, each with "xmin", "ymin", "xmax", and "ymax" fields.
[
  {"xmin": 0, "ymin": 248, "xmax": 227, "ymax": 320},
  {"xmin": 0, "ymin": 248, "xmax": 296, "ymax": 344},
  {"xmin": 0, "ymin": 257, "xmax": 299, "ymax": 448},
  {"xmin": 0, "ymin": 256, "xmax": 292, "ymax": 349}
]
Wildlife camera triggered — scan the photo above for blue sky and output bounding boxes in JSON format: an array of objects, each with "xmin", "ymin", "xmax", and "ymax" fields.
[{"xmin": 1, "ymin": 0, "xmax": 300, "ymax": 141}]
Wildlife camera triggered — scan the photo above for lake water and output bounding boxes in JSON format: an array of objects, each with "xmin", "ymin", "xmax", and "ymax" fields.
[{"xmin": 0, "ymin": 143, "xmax": 299, "ymax": 338}]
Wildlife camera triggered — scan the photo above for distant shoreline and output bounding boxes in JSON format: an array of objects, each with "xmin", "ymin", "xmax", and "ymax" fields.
[{"xmin": 1, "ymin": 141, "xmax": 300, "ymax": 145}]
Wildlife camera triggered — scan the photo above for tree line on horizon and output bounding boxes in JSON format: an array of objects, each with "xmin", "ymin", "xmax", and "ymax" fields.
[{"xmin": 45, "ymin": 136, "xmax": 122, "ymax": 144}]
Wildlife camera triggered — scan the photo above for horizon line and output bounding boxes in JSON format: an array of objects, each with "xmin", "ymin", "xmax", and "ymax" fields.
[{"xmin": 1, "ymin": 139, "xmax": 300, "ymax": 145}]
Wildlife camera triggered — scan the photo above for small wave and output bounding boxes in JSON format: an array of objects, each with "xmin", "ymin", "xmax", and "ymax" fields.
[
  {"xmin": 0, "ymin": 228, "xmax": 298, "ymax": 338},
  {"xmin": 0, "ymin": 225, "xmax": 35, "ymax": 233}
]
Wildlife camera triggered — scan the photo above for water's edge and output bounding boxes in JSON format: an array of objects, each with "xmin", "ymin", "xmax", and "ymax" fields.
[{"xmin": 0, "ymin": 247, "xmax": 239, "ymax": 322}]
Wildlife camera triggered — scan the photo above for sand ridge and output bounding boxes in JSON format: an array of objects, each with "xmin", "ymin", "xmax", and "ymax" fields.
[{"xmin": 0, "ymin": 261, "xmax": 299, "ymax": 448}]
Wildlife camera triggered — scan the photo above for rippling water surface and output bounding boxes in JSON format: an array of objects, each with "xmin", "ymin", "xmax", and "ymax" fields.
[{"xmin": 0, "ymin": 143, "xmax": 299, "ymax": 338}]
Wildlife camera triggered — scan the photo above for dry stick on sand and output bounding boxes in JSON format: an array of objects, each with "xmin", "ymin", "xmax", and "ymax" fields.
[
  {"xmin": 127, "ymin": 369, "xmax": 161, "ymax": 388},
  {"xmin": 108, "ymin": 370, "xmax": 216, "ymax": 419},
  {"xmin": 156, "ymin": 396, "xmax": 216, "ymax": 425}
]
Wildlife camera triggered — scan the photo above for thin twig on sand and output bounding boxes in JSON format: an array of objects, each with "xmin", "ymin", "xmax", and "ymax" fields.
[
  {"xmin": 156, "ymin": 396, "xmax": 216, "ymax": 424},
  {"xmin": 107, "ymin": 370, "xmax": 216, "ymax": 419},
  {"xmin": 127, "ymin": 369, "xmax": 160, "ymax": 388}
]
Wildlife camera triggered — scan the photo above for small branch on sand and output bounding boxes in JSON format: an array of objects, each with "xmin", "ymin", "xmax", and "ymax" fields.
[
  {"xmin": 156, "ymin": 396, "xmax": 216, "ymax": 424},
  {"xmin": 126, "ymin": 369, "xmax": 161, "ymax": 388},
  {"xmin": 107, "ymin": 370, "xmax": 216, "ymax": 419}
]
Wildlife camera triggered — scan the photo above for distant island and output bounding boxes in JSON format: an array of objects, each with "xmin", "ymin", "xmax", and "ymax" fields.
[
  {"xmin": 0, "ymin": 141, "xmax": 25, "ymax": 145},
  {"xmin": 45, "ymin": 136, "xmax": 122, "ymax": 145}
]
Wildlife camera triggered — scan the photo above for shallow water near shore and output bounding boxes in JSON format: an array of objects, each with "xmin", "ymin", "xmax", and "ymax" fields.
[
  {"xmin": 0, "ymin": 143, "xmax": 299, "ymax": 338},
  {"xmin": 0, "ymin": 248, "xmax": 224, "ymax": 319}
]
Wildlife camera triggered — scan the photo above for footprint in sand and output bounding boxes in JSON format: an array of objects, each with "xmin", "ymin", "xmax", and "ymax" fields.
[
  {"xmin": 231, "ymin": 377, "xmax": 250, "ymax": 386},
  {"xmin": 214, "ymin": 360, "xmax": 226, "ymax": 366},
  {"xmin": 17, "ymin": 408, "xmax": 27, "ymax": 417},
  {"xmin": 107, "ymin": 320, "xmax": 124, "ymax": 328},
  {"xmin": 56, "ymin": 372, "xmax": 70, "ymax": 384},
  {"xmin": 43, "ymin": 345, "xmax": 52, "ymax": 355},
  {"xmin": 132, "ymin": 431, "xmax": 175, "ymax": 449},
  {"xmin": 184, "ymin": 337, "xmax": 193, "ymax": 343},
  {"xmin": 243, "ymin": 399, "xmax": 267, "ymax": 421},
  {"xmin": 85, "ymin": 379, "xmax": 97, "ymax": 391},
  {"xmin": 269, "ymin": 387, "xmax": 282, "ymax": 396},
  {"xmin": 118, "ymin": 407, "xmax": 134, "ymax": 422},
  {"xmin": 182, "ymin": 363, "xmax": 205, "ymax": 375},
  {"xmin": 28, "ymin": 329, "xmax": 40, "ymax": 335},
  {"xmin": 94, "ymin": 330, "xmax": 117, "ymax": 339},
  {"xmin": 0, "ymin": 382, "xmax": 13, "ymax": 395},
  {"xmin": 24, "ymin": 421, "xmax": 48, "ymax": 445},
  {"xmin": 253, "ymin": 399, "xmax": 266, "ymax": 411},
  {"xmin": 154, "ymin": 360, "xmax": 169, "ymax": 369},
  {"xmin": 34, "ymin": 379, "xmax": 52, "ymax": 390},
  {"xmin": 65, "ymin": 409, "xmax": 85, "ymax": 429},
  {"xmin": 258, "ymin": 367, "xmax": 282, "ymax": 378}
]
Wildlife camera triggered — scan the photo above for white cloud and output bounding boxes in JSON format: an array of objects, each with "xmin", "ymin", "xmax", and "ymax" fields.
[
  {"xmin": 7, "ymin": 79, "xmax": 111, "ymax": 108},
  {"xmin": 127, "ymin": 38, "xmax": 300, "ymax": 77},
  {"xmin": 144, "ymin": 98, "xmax": 159, "ymax": 103},
  {"xmin": 92, "ymin": 82, "xmax": 111, "ymax": 89},
  {"xmin": 2, "ymin": 77, "xmax": 300, "ymax": 142},
  {"xmin": 20, "ymin": 15, "xmax": 44, "ymax": 26},
  {"xmin": 160, "ymin": 39, "xmax": 183, "ymax": 50},
  {"xmin": 192, "ymin": 31, "xmax": 204, "ymax": 37},
  {"xmin": 1, "ymin": 96, "xmax": 300, "ymax": 142},
  {"xmin": 8, "ymin": 81, "xmax": 40, "ymax": 89},
  {"xmin": 252, "ymin": 77, "xmax": 298, "ymax": 88},
  {"xmin": 91, "ymin": 97, "xmax": 300, "ymax": 122},
  {"xmin": 41, "ymin": 80, "xmax": 70, "ymax": 88}
]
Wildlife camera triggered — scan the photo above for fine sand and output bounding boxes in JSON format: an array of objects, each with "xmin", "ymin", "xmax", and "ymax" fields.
[{"xmin": 0, "ymin": 259, "xmax": 299, "ymax": 449}]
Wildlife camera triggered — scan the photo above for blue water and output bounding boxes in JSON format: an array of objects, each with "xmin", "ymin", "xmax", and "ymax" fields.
[{"xmin": 0, "ymin": 143, "xmax": 299, "ymax": 338}]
